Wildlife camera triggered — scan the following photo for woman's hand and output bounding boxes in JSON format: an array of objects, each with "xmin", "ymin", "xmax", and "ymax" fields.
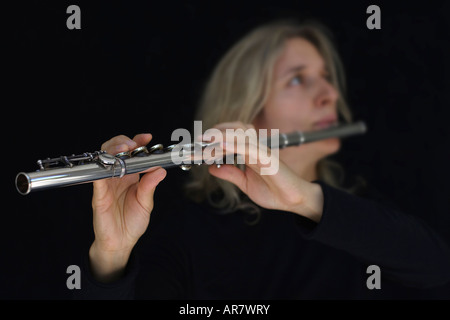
[
  {"xmin": 205, "ymin": 122, "xmax": 324, "ymax": 222},
  {"xmin": 89, "ymin": 133, "xmax": 167, "ymax": 282}
]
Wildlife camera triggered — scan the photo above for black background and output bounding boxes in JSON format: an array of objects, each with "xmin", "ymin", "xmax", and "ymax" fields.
[{"xmin": 3, "ymin": 0, "xmax": 450, "ymax": 299}]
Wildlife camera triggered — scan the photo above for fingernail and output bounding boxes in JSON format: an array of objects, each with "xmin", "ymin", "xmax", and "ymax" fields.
[
  {"xmin": 126, "ymin": 140, "xmax": 137, "ymax": 148},
  {"xmin": 115, "ymin": 144, "xmax": 129, "ymax": 153}
]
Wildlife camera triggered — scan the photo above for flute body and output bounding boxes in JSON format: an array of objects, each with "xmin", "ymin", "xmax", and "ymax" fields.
[{"xmin": 15, "ymin": 121, "xmax": 367, "ymax": 195}]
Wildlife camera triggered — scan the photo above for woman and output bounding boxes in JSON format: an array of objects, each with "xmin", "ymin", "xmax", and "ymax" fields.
[{"xmin": 80, "ymin": 20, "xmax": 450, "ymax": 299}]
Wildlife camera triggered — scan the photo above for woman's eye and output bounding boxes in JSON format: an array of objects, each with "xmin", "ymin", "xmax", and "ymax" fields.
[{"xmin": 289, "ymin": 75, "xmax": 302, "ymax": 86}]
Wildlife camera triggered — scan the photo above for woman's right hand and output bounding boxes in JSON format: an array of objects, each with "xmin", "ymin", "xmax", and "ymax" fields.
[{"xmin": 89, "ymin": 133, "xmax": 167, "ymax": 283}]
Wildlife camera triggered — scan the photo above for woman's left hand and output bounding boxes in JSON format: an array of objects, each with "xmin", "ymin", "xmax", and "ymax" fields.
[{"xmin": 204, "ymin": 122, "xmax": 324, "ymax": 222}]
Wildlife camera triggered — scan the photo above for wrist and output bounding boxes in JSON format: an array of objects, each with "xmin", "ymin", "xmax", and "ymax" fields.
[
  {"xmin": 88, "ymin": 241, "xmax": 133, "ymax": 283},
  {"xmin": 291, "ymin": 182, "xmax": 324, "ymax": 223}
]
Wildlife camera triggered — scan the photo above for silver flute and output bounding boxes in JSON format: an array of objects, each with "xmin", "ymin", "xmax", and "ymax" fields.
[{"xmin": 15, "ymin": 121, "xmax": 367, "ymax": 195}]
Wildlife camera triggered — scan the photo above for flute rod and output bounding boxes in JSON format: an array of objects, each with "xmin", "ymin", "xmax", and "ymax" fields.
[
  {"xmin": 15, "ymin": 121, "xmax": 367, "ymax": 195},
  {"xmin": 267, "ymin": 121, "xmax": 367, "ymax": 148}
]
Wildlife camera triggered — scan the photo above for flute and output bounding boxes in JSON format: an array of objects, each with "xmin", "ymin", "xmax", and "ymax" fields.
[{"xmin": 15, "ymin": 121, "xmax": 367, "ymax": 195}]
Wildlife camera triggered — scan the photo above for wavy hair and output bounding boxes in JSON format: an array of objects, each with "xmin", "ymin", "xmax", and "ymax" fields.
[{"xmin": 185, "ymin": 19, "xmax": 362, "ymax": 217}]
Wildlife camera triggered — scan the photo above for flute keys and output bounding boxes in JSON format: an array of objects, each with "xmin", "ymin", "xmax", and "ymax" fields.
[
  {"xmin": 163, "ymin": 144, "xmax": 176, "ymax": 152},
  {"xmin": 131, "ymin": 146, "xmax": 149, "ymax": 157},
  {"xmin": 180, "ymin": 164, "xmax": 192, "ymax": 171},
  {"xmin": 114, "ymin": 144, "xmax": 168, "ymax": 159},
  {"xmin": 99, "ymin": 153, "xmax": 117, "ymax": 166},
  {"xmin": 115, "ymin": 151, "xmax": 131, "ymax": 160},
  {"xmin": 148, "ymin": 144, "xmax": 164, "ymax": 154}
]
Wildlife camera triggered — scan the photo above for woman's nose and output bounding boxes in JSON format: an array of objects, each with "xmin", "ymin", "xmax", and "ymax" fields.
[{"xmin": 314, "ymin": 78, "xmax": 339, "ymax": 108}]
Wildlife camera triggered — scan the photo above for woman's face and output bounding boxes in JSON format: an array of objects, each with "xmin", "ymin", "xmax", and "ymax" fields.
[{"xmin": 253, "ymin": 37, "xmax": 341, "ymax": 165}]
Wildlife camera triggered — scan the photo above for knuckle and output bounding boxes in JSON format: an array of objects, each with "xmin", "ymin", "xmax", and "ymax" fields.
[
  {"xmin": 100, "ymin": 139, "xmax": 111, "ymax": 151},
  {"xmin": 100, "ymin": 134, "xmax": 130, "ymax": 151},
  {"xmin": 116, "ymin": 134, "xmax": 131, "ymax": 141}
]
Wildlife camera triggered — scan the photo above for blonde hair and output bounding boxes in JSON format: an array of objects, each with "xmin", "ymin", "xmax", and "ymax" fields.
[{"xmin": 185, "ymin": 19, "xmax": 361, "ymax": 215}]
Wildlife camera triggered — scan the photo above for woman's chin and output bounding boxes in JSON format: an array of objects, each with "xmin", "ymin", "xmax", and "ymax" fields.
[{"xmin": 316, "ymin": 138, "xmax": 341, "ymax": 156}]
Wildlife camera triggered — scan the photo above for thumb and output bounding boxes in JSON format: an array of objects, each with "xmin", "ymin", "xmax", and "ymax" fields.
[
  {"xmin": 136, "ymin": 167, "xmax": 167, "ymax": 212},
  {"xmin": 92, "ymin": 178, "xmax": 111, "ymax": 205}
]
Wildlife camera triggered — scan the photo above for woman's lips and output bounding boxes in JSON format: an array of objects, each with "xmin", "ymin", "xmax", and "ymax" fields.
[{"xmin": 313, "ymin": 119, "xmax": 338, "ymax": 129}]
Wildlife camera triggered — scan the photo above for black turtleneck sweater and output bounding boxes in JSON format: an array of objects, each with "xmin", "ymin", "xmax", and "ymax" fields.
[{"xmin": 75, "ymin": 180, "xmax": 450, "ymax": 299}]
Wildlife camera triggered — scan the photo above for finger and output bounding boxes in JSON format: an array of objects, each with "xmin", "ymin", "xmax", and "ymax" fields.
[
  {"xmin": 215, "ymin": 127, "xmax": 258, "ymax": 147},
  {"xmin": 101, "ymin": 135, "xmax": 137, "ymax": 154},
  {"xmin": 222, "ymin": 138, "xmax": 276, "ymax": 175},
  {"xmin": 208, "ymin": 164, "xmax": 248, "ymax": 194},
  {"xmin": 92, "ymin": 178, "xmax": 111, "ymax": 210},
  {"xmin": 136, "ymin": 167, "xmax": 167, "ymax": 212},
  {"xmin": 222, "ymin": 136, "xmax": 260, "ymax": 164},
  {"xmin": 202, "ymin": 123, "xmax": 255, "ymax": 145},
  {"xmin": 132, "ymin": 133, "xmax": 152, "ymax": 147}
]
